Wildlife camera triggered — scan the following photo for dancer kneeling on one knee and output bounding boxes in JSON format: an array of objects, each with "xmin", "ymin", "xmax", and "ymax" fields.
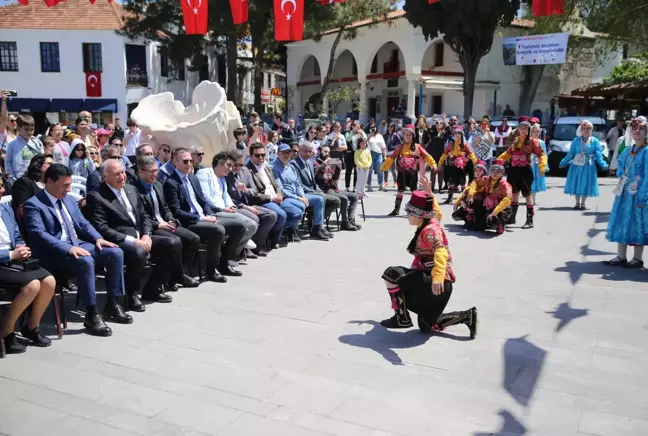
[
  {"xmin": 452, "ymin": 160, "xmax": 488, "ymax": 229},
  {"xmin": 379, "ymin": 190, "xmax": 478, "ymax": 338}
]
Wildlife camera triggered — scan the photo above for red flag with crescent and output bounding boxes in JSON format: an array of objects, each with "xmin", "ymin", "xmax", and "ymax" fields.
[
  {"xmin": 274, "ymin": 0, "xmax": 304, "ymax": 41},
  {"xmin": 86, "ymin": 72, "xmax": 102, "ymax": 97},
  {"xmin": 230, "ymin": 0, "xmax": 248, "ymax": 24},
  {"xmin": 181, "ymin": 0, "xmax": 208, "ymax": 35},
  {"xmin": 532, "ymin": 0, "xmax": 564, "ymax": 16}
]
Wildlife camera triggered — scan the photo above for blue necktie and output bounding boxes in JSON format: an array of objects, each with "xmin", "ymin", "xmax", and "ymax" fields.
[{"xmin": 57, "ymin": 199, "xmax": 80, "ymax": 246}]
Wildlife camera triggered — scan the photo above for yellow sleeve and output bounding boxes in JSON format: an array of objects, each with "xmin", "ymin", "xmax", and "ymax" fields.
[
  {"xmin": 538, "ymin": 151, "xmax": 548, "ymax": 173},
  {"xmin": 466, "ymin": 180, "xmax": 478, "ymax": 196},
  {"xmin": 493, "ymin": 197, "xmax": 512, "ymax": 216},
  {"xmin": 433, "ymin": 197, "xmax": 443, "ymax": 222},
  {"xmin": 454, "ymin": 195, "xmax": 463, "ymax": 207},
  {"xmin": 438, "ymin": 152, "xmax": 448, "ymax": 165},
  {"xmin": 432, "ymin": 246, "xmax": 448, "ymax": 283},
  {"xmin": 420, "ymin": 147, "xmax": 437, "ymax": 168},
  {"xmin": 498, "ymin": 148, "xmax": 512, "ymax": 161},
  {"xmin": 380, "ymin": 157, "xmax": 394, "ymax": 172},
  {"xmin": 468, "ymin": 152, "xmax": 478, "ymax": 164}
]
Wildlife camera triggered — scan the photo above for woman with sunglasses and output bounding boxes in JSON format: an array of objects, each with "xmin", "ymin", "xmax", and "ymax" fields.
[
  {"xmin": 68, "ymin": 138, "xmax": 94, "ymax": 178},
  {"xmin": 0, "ymin": 90, "xmax": 18, "ymax": 151},
  {"xmin": 88, "ymin": 145, "xmax": 102, "ymax": 170},
  {"xmin": 247, "ymin": 121, "xmax": 268, "ymax": 152}
]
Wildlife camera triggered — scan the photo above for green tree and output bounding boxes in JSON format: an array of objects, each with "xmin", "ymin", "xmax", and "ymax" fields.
[
  {"xmin": 585, "ymin": 0, "xmax": 648, "ymax": 47},
  {"xmin": 604, "ymin": 53, "xmax": 648, "ymax": 84},
  {"xmin": 325, "ymin": 85, "xmax": 361, "ymax": 119},
  {"xmin": 403, "ymin": 0, "xmax": 520, "ymax": 118}
]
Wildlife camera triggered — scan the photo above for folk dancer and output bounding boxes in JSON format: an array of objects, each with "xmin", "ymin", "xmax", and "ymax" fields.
[
  {"xmin": 379, "ymin": 190, "xmax": 477, "ymax": 338},
  {"xmin": 438, "ymin": 126, "xmax": 478, "ymax": 205},
  {"xmin": 497, "ymin": 121, "xmax": 547, "ymax": 229},
  {"xmin": 604, "ymin": 117, "xmax": 648, "ymax": 269},
  {"xmin": 452, "ymin": 160, "xmax": 488, "ymax": 228},
  {"xmin": 380, "ymin": 124, "xmax": 437, "ymax": 216}
]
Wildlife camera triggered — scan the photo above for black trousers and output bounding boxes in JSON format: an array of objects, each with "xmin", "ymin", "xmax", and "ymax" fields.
[
  {"xmin": 327, "ymin": 190, "xmax": 357, "ymax": 223},
  {"xmin": 344, "ymin": 152, "xmax": 357, "ymax": 189},
  {"xmin": 119, "ymin": 234, "xmax": 179, "ymax": 295},
  {"xmin": 154, "ymin": 226, "xmax": 201, "ymax": 281},
  {"xmin": 187, "ymin": 222, "xmax": 225, "ymax": 274},
  {"xmin": 396, "ymin": 170, "xmax": 418, "ymax": 192}
]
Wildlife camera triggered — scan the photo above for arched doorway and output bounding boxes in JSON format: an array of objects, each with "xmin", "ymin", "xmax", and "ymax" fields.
[
  {"xmin": 299, "ymin": 55, "xmax": 322, "ymax": 118},
  {"xmin": 367, "ymin": 42, "xmax": 407, "ymax": 120},
  {"xmin": 329, "ymin": 49, "xmax": 359, "ymax": 120}
]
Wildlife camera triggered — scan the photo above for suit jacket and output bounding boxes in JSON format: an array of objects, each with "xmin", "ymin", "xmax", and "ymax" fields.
[
  {"xmin": 290, "ymin": 156, "xmax": 320, "ymax": 193},
  {"xmin": 86, "ymin": 182, "xmax": 152, "ymax": 244},
  {"xmin": 0, "ymin": 203, "xmax": 23, "ymax": 263},
  {"xmin": 11, "ymin": 176, "xmax": 42, "ymax": 211},
  {"xmin": 86, "ymin": 169, "xmax": 101, "ymax": 193},
  {"xmin": 226, "ymin": 170, "xmax": 249, "ymax": 206},
  {"xmin": 244, "ymin": 161, "xmax": 281, "ymax": 205},
  {"xmin": 134, "ymin": 179, "xmax": 176, "ymax": 230},
  {"xmin": 23, "ymin": 190, "xmax": 102, "ymax": 260},
  {"xmin": 163, "ymin": 170, "xmax": 214, "ymax": 228}
]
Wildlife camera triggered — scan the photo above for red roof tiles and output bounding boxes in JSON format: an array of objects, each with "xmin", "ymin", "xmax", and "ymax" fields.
[{"xmin": 0, "ymin": 0, "xmax": 125, "ymax": 30}]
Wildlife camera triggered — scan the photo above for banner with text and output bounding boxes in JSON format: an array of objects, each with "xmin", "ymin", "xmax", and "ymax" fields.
[{"xmin": 502, "ymin": 32, "xmax": 569, "ymax": 66}]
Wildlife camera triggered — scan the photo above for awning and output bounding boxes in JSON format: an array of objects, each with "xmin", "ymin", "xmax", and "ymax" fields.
[
  {"xmin": 83, "ymin": 99, "xmax": 118, "ymax": 112},
  {"xmin": 50, "ymin": 98, "xmax": 84, "ymax": 112},
  {"xmin": 6, "ymin": 98, "xmax": 51, "ymax": 113},
  {"xmin": 422, "ymin": 77, "xmax": 501, "ymax": 91}
]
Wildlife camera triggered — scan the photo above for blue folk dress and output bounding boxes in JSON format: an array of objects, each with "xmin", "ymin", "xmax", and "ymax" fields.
[
  {"xmin": 560, "ymin": 136, "xmax": 608, "ymax": 197},
  {"xmin": 606, "ymin": 144, "xmax": 648, "ymax": 246},
  {"xmin": 531, "ymin": 139, "xmax": 549, "ymax": 193}
]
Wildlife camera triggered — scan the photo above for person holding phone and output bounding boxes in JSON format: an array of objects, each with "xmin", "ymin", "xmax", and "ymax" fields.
[
  {"xmin": 1, "ymin": 90, "xmax": 18, "ymax": 151},
  {"xmin": 315, "ymin": 146, "xmax": 360, "ymax": 231}
]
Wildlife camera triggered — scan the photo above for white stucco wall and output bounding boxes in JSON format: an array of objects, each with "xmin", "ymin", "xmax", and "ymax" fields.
[{"xmin": 0, "ymin": 29, "xmax": 193, "ymax": 122}]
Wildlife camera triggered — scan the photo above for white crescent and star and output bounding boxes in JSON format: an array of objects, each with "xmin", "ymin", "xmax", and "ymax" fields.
[
  {"xmin": 281, "ymin": 0, "xmax": 296, "ymax": 20},
  {"xmin": 87, "ymin": 74, "xmax": 98, "ymax": 88},
  {"xmin": 186, "ymin": 0, "xmax": 200, "ymax": 15}
]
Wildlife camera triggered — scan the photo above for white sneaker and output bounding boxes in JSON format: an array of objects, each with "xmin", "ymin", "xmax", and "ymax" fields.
[{"xmin": 245, "ymin": 240, "xmax": 257, "ymax": 250}]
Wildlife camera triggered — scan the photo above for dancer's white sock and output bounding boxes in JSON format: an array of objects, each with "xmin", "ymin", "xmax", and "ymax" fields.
[
  {"xmin": 575, "ymin": 196, "xmax": 581, "ymax": 206},
  {"xmin": 618, "ymin": 243, "xmax": 628, "ymax": 260},
  {"xmin": 633, "ymin": 246, "xmax": 644, "ymax": 261}
]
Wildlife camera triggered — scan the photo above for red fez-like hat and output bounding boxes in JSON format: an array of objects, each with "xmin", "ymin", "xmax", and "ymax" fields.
[{"xmin": 405, "ymin": 191, "xmax": 437, "ymax": 219}]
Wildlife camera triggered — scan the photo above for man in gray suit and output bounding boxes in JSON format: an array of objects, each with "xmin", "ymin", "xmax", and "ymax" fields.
[{"xmin": 290, "ymin": 141, "xmax": 344, "ymax": 235}]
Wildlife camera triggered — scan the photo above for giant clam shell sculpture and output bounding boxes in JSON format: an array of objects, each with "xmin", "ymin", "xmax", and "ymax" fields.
[{"xmin": 131, "ymin": 81, "xmax": 243, "ymax": 161}]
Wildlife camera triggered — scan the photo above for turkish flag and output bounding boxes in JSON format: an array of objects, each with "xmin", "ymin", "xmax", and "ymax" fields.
[
  {"xmin": 86, "ymin": 72, "xmax": 102, "ymax": 97},
  {"xmin": 230, "ymin": 0, "xmax": 248, "ymax": 24},
  {"xmin": 181, "ymin": 0, "xmax": 208, "ymax": 35},
  {"xmin": 274, "ymin": 0, "xmax": 304, "ymax": 41},
  {"xmin": 533, "ymin": 0, "xmax": 564, "ymax": 16}
]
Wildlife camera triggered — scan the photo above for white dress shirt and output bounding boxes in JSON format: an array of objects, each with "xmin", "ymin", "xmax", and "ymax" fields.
[
  {"xmin": 124, "ymin": 128, "xmax": 142, "ymax": 157},
  {"xmin": 252, "ymin": 163, "xmax": 276, "ymax": 196},
  {"xmin": 107, "ymin": 185, "xmax": 139, "ymax": 243},
  {"xmin": 44, "ymin": 191, "xmax": 77, "ymax": 243},
  {"xmin": 176, "ymin": 170, "xmax": 204, "ymax": 217},
  {"xmin": 0, "ymin": 218, "xmax": 12, "ymax": 251},
  {"xmin": 148, "ymin": 187, "xmax": 165, "ymax": 223}
]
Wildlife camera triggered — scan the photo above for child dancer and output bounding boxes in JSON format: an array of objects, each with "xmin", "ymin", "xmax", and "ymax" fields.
[{"xmin": 354, "ymin": 137, "xmax": 372, "ymax": 200}]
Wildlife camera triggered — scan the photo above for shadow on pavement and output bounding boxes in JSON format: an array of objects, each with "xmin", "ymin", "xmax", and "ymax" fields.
[
  {"xmin": 362, "ymin": 214, "xmax": 407, "ymax": 220},
  {"xmin": 340, "ymin": 320, "xmax": 470, "ymax": 366},
  {"xmin": 474, "ymin": 410, "xmax": 527, "ymax": 436},
  {"xmin": 546, "ymin": 301, "xmax": 589, "ymax": 332},
  {"xmin": 502, "ymin": 335, "xmax": 546, "ymax": 407},
  {"xmin": 444, "ymin": 224, "xmax": 499, "ymax": 239},
  {"xmin": 579, "ymin": 243, "xmax": 615, "ymax": 257},
  {"xmin": 555, "ymin": 261, "xmax": 647, "ymax": 285},
  {"xmin": 538, "ymin": 206, "xmax": 582, "ymax": 211}
]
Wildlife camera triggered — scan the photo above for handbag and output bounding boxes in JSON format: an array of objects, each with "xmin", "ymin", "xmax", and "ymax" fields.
[{"xmin": 4, "ymin": 258, "xmax": 40, "ymax": 271}]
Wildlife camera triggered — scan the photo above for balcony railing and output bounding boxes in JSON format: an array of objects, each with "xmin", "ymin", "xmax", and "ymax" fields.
[{"xmin": 127, "ymin": 66, "xmax": 149, "ymax": 88}]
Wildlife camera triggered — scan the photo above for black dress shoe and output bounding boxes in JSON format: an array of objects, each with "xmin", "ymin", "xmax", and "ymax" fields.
[
  {"xmin": 179, "ymin": 275, "xmax": 200, "ymax": 288},
  {"xmin": 142, "ymin": 290, "xmax": 173, "ymax": 303},
  {"xmin": 245, "ymin": 249, "xmax": 258, "ymax": 259},
  {"xmin": 252, "ymin": 249, "xmax": 268, "ymax": 257},
  {"xmin": 103, "ymin": 298, "xmax": 133, "ymax": 324},
  {"xmin": 21, "ymin": 325, "xmax": 52, "ymax": 347},
  {"xmin": 323, "ymin": 227, "xmax": 334, "ymax": 237},
  {"xmin": 127, "ymin": 294, "xmax": 146, "ymax": 312},
  {"xmin": 205, "ymin": 272, "xmax": 227, "ymax": 283},
  {"xmin": 350, "ymin": 221, "xmax": 362, "ymax": 230},
  {"xmin": 3, "ymin": 333, "xmax": 27, "ymax": 354},
  {"xmin": 310, "ymin": 228, "xmax": 329, "ymax": 241},
  {"xmin": 218, "ymin": 265, "xmax": 243, "ymax": 277},
  {"xmin": 84, "ymin": 307, "xmax": 112, "ymax": 337},
  {"xmin": 166, "ymin": 283, "xmax": 180, "ymax": 292},
  {"xmin": 341, "ymin": 222, "xmax": 358, "ymax": 231}
]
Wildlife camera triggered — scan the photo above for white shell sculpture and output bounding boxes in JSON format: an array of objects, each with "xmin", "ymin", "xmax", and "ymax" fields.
[{"xmin": 131, "ymin": 81, "xmax": 242, "ymax": 162}]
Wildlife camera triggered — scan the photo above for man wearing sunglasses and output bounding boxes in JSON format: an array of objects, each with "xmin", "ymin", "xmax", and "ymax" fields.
[{"xmin": 190, "ymin": 145, "xmax": 206, "ymax": 172}]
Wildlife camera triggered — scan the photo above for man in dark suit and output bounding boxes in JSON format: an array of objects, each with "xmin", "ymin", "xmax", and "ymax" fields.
[
  {"xmin": 134, "ymin": 156, "xmax": 200, "ymax": 288},
  {"xmin": 163, "ymin": 147, "xmax": 236, "ymax": 281},
  {"xmin": 245, "ymin": 143, "xmax": 304, "ymax": 247},
  {"xmin": 290, "ymin": 140, "xmax": 343, "ymax": 235},
  {"xmin": 23, "ymin": 164, "xmax": 129, "ymax": 337},
  {"xmin": 86, "ymin": 159, "xmax": 179, "ymax": 309},
  {"xmin": 87, "ymin": 144, "xmax": 122, "ymax": 193}
]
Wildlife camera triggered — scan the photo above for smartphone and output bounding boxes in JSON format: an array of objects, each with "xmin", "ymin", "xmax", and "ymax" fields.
[
  {"xmin": 7, "ymin": 90, "xmax": 17, "ymax": 97},
  {"xmin": 328, "ymin": 158, "xmax": 340, "ymax": 165}
]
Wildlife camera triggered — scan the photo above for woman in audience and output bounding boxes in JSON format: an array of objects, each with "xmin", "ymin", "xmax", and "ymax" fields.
[
  {"xmin": 247, "ymin": 121, "xmax": 268, "ymax": 150},
  {"xmin": 266, "ymin": 131, "xmax": 279, "ymax": 165},
  {"xmin": 0, "ymin": 179, "xmax": 56, "ymax": 355},
  {"xmin": 48, "ymin": 124, "xmax": 70, "ymax": 165},
  {"xmin": 11, "ymin": 154, "xmax": 53, "ymax": 211},
  {"xmin": 383, "ymin": 123, "xmax": 400, "ymax": 189},
  {"xmin": 68, "ymin": 139, "xmax": 94, "ymax": 178},
  {"xmin": 88, "ymin": 145, "xmax": 101, "ymax": 170},
  {"xmin": 0, "ymin": 90, "xmax": 18, "ymax": 149}
]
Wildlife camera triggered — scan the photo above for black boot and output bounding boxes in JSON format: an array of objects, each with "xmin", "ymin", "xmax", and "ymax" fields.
[
  {"xmin": 444, "ymin": 189, "xmax": 455, "ymax": 205},
  {"xmin": 380, "ymin": 290, "xmax": 413, "ymax": 328},
  {"xmin": 507, "ymin": 203, "xmax": 519, "ymax": 225},
  {"xmin": 388, "ymin": 197, "xmax": 403, "ymax": 216},
  {"xmin": 522, "ymin": 206, "xmax": 534, "ymax": 229}
]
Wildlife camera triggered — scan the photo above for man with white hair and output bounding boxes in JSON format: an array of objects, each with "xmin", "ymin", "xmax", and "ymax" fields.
[
  {"xmin": 86, "ymin": 159, "xmax": 181, "ymax": 309},
  {"xmin": 190, "ymin": 145, "xmax": 205, "ymax": 172}
]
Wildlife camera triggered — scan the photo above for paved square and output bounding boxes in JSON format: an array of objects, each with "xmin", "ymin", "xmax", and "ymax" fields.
[{"xmin": 1, "ymin": 177, "xmax": 647, "ymax": 436}]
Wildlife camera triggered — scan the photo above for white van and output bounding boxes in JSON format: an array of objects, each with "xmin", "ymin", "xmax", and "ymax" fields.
[{"xmin": 548, "ymin": 116, "xmax": 610, "ymax": 175}]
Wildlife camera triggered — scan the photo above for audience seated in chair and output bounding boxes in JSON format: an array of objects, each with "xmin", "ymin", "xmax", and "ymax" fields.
[
  {"xmin": 0, "ymin": 180, "xmax": 56, "ymax": 355},
  {"xmin": 134, "ymin": 156, "xmax": 200, "ymax": 288},
  {"xmin": 163, "ymin": 147, "xmax": 240, "ymax": 281},
  {"xmin": 86, "ymin": 159, "xmax": 180, "ymax": 309},
  {"xmin": 86, "ymin": 144, "xmax": 122, "ymax": 194},
  {"xmin": 272, "ymin": 143, "xmax": 328, "ymax": 241},
  {"xmin": 11, "ymin": 154, "xmax": 54, "ymax": 212},
  {"xmin": 245, "ymin": 142, "xmax": 304, "ymax": 248},
  {"xmin": 23, "ymin": 164, "xmax": 128, "ymax": 337}
]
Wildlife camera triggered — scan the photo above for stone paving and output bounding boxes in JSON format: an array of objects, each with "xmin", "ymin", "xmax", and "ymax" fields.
[{"xmin": 1, "ymin": 176, "xmax": 647, "ymax": 436}]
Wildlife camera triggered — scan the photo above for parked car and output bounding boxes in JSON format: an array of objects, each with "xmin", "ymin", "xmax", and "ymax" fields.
[{"xmin": 547, "ymin": 116, "xmax": 609, "ymax": 176}]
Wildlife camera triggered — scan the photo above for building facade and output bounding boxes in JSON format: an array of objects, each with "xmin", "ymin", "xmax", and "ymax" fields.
[
  {"xmin": 286, "ymin": 11, "xmax": 620, "ymax": 122},
  {"xmin": 0, "ymin": 0, "xmax": 195, "ymax": 131}
]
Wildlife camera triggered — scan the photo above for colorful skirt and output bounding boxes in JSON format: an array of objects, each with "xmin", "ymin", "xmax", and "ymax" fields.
[{"xmin": 563, "ymin": 159, "xmax": 600, "ymax": 197}]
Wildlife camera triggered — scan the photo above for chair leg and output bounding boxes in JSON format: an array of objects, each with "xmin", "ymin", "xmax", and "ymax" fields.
[
  {"xmin": 57, "ymin": 286, "xmax": 68, "ymax": 330},
  {"xmin": 0, "ymin": 306, "xmax": 5, "ymax": 358},
  {"xmin": 336, "ymin": 208, "xmax": 340, "ymax": 231},
  {"xmin": 53, "ymin": 294, "xmax": 62, "ymax": 339},
  {"xmin": 361, "ymin": 199, "xmax": 366, "ymax": 221}
]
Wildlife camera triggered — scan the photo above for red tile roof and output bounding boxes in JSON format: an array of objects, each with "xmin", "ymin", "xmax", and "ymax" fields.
[{"xmin": 0, "ymin": 0, "xmax": 126, "ymax": 30}]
